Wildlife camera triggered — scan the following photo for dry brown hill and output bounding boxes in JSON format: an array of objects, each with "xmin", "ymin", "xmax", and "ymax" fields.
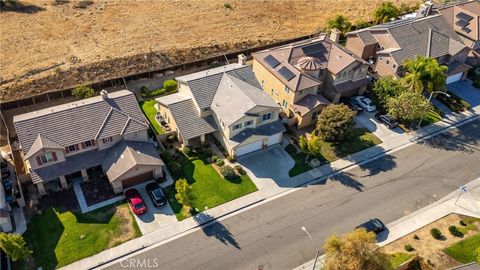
[{"xmin": 0, "ymin": 0, "xmax": 419, "ymax": 102}]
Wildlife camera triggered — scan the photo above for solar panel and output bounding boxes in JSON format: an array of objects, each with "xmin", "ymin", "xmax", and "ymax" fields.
[
  {"xmin": 278, "ymin": 66, "xmax": 296, "ymax": 81},
  {"xmin": 455, "ymin": 19, "xmax": 469, "ymax": 28},
  {"xmin": 461, "ymin": 27, "xmax": 472, "ymax": 34},
  {"xmin": 456, "ymin": 12, "xmax": 473, "ymax": 22},
  {"xmin": 264, "ymin": 55, "xmax": 280, "ymax": 68}
]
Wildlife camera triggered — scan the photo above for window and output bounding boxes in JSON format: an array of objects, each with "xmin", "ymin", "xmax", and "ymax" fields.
[
  {"xmin": 261, "ymin": 80, "xmax": 264, "ymax": 87},
  {"xmin": 262, "ymin": 113, "xmax": 272, "ymax": 121},
  {"xmin": 282, "ymin": 100, "xmax": 288, "ymax": 109},
  {"xmin": 102, "ymin": 137, "xmax": 113, "ymax": 144},
  {"xmin": 271, "ymin": 89, "xmax": 274, "ymax": 95},
  {"xmin": 285, "ymin": 86, "xmax": 289, "ymax": 94},
  {"xmin": 67, "ymin": 144, "xmax": 79, "ymax": 152},
  {"xmin": 84, "ymin": 140, "xmax": 93, "ymax": 147},
  {"xmin": 312, "ymin": 111, "xmax": 318, "ymax": 121},
  {"xmin": 244, "ymin": 120, "xmax": 253, "ymax": 127},
  {"xmin": 393, "ymin": 64, "xmax": 397, "ymax": 69},
  {"xmin": 233, "ymin": 123, "xmax": 242, "ymax": 130},
  {"xmin": 40, "ymin": 153, "xmax": 54, "ymax": 164},
  {"xmin": 386, "ymin": 60, "xmax": 390, "ymax": 65}
]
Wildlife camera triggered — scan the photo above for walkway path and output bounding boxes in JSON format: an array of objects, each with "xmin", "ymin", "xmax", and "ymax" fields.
[
  {"xmin": 295, "ymin": 176, "xmax": 480, "ymax": 270},
  {"xmin": 61, "ymin": 104, "xmax": 480, "ymax": 270}
]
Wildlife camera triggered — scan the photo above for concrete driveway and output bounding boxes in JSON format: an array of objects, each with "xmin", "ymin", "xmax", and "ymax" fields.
[
  {"xmin": 355, "ymin": 111, "xmax": 404, "ymax": 142},
  {"xmin": 447, "ymin": 80, "xmax": 480, "ymax": 107},
  {"xmin": 126, "ymin": 180, "xmax": 178, "ymax": 235},
  {"xmin": 237, "ymin": 144, "xmax": 294, "ymax": 188}
]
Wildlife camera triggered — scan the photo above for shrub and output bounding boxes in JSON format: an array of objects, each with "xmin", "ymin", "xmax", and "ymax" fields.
[
  {"xmin": 160, "ymin": 151, "xmax": 174, "ymax": 163},
  {"xmin": 234, "ymin": 165, "xmax": 246, "ymax": 175},
  {"xmin": 413, "ymin": 234, "xmax": 420, "ymax": 240},
  {"xmin": 226, "ymin": 155, "xmax": 236, "ymax": 162},
  {"xmin": 183, "ymin": 146, "xmax": 193, "ymax": 156},
  {"xmin": 448, "ymin": 225, "xmax": 464, "ymax": 237},
  {"xmin": 460, "ymin": 220, "xmax": 467, "ymax": 226},
  {"xmin": 140, "ymin": 86, "xmax": 149, "ymax": 93},
  {"xmin": 430, "ymin": 228, "xmax": 442, "ymax": 240},
  {"xmin": 220, "ymin": 165, "xmax": 236, "ymax": 179},
  {"xmin": 72, "ymin": 85, "xmax": 95, "ymax": 99},
  {"xmin": 224, "ymin": 3, "xmax": 233, "ymax": 10},
  {"xmin": 215, "ymin": 159, "xmax": 225, "ymax": 167},
  {"xmin": 169, "ymin": 161, "xmax": 182, "ymax": 176},
  {"xmin": 211, "ymin": 155, "xmax": 219, "ymax": 162},
  {"xmin": 436, "ymin": 92, "xmax": 470, "ymax": 113},
  {"xmin": 141, "ymin": 88, "xmax": 166, "ymax": 98},
  {"xmin": 404, "ymin": 244, "xmax": 415, "ymax": 252},
  {"xmin": 163, "ymin": 80, "xmax": 178, "ymax": 93}
]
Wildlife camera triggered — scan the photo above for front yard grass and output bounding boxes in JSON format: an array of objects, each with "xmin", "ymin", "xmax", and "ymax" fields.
[
  {"xmin": 444, "ymin": 234, "xmax": 480, "ymax": 264},
  {"xmin": 389, "ymin": 252, "xmax": 414, "ymax": 269},
  {"xmin": 286, "ymin": 128, "xmax": 382, "ymax": 177},
  {"xmin": 164, "ymin": 157, "xmax": 257, "ymax": 220},
  {"xmin": 139, "ymin": 100, "xmax": 165, "ymax": 135},
  {"xmin": 19, "ymin": 202, "xmax": 141, "ymax": 270}
]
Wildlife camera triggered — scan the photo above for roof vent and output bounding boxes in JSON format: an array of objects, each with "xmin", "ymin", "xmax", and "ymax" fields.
[
  {"xmin": 100, "ymin": 89, "xmax": 109, "ymax": 100},
  {"xmin": 120, "ymin": 154, "xmax": 124, "ymax": 159}
]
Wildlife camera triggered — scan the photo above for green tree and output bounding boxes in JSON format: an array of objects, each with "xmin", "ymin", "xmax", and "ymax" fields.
[
  {"xmin": 316, "ymin": 104, "xmax": 355, "ymax": 142},
  {"xmin": 323, "ymin": 229, "xmax": 392, "ymax": 270},
  {"xmin": 402, "ymin": 56, "xmax": 448, "ymax": 93},
  {"xmin": 372, "ymin": 1, "xmax": 400, "ymax": 24},
  {"xmin": 298, "ymin": 135, "xmax": 323, "ymax": 157},
  {"xmin": 163, "ymin": 79, "xmax": 178, "ymax": 93},
  {"xmin": 387, "ymin": 90, "xmax": 431, "ymax": 124},
  {"xmin": 372, "ymin": 76, "xmax": 407, "ymax": 112},
  {"xmin": 474, "ymin": 246, "xmax": 480, "ymax": 264},
  {"xmin": 71, "ymin": 85, "xmax": 95, "ymax": 99},
  {"xmin": 327, "ymin": 14, "xmax": 352, "ymax": 35},
  {"xmin": 0, "ymin": 233, "xmax": 31, "ymax": 262},
  {"xmin": 175, "ymin": 178, "xmax": 194, "ymax": 208}
]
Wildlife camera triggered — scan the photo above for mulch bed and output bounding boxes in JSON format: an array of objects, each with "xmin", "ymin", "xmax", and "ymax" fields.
[
  {"xmin": 36, "ymin": 188, "xmax": 80, "ymax": 214},
  {"xmin": 80, "ymin": 177, "xmax": 117, "ymax": 206}
]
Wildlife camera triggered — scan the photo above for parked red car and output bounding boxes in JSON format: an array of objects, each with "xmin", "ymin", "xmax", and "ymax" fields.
[{"xmin": 125, "ymin": 188, "xmax": 147, "ymax": 215}]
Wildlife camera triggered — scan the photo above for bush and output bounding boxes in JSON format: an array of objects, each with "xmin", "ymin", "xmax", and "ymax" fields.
[
  {"xmin": 169, "ymin": 161, "xmax": 182, "ymax": 176},
  {"xmin": 436, "ymin": 92, "xmax": 470, "ymax": 113},
  {"xmin": 460, "ymin": 220, "xmax": 467, "ymax": 227},
  {"xmin": 72, "ymin": 85, "xmax": 95, "ymax": 99},
  {"xmin": 234, "ymin": 165, "xmax": 246, "ymax": 175},
  {"xmin": 224, "ymin": 3, "xmax": 233, "ymax": 10},
  {"xmin": 141, "ymin": 88, "xmax": 166, "ymax": 99},
  {"xmin": 164, "ymin": 80, "xmax": 178, "ymax": 93},
  {"xmin": 448, "ymin": 225, "xmax": 464, "ymax": 237},
  {"xmin": 220, "ymin": 165, "xmax": 236, "ymax": 179},
  {"xmin": 413, "ymin": 234, "xmax": 420, "ymax": 240},
  {"xmin": 211, "ymin": 155, "xmax": 219, "ymax": 162},
  {"xmin": 404, "ymin": 244, "xmax": 415, "ymax": 252},
  {"xmin": 183, "ymin": 146, "xmax": 193, "ymax": 156},
  {"xmin": 226, "ymin": 155, "xmax": 236, "ymax": 162},
  {"xmin": 430, "ymin": 228, "xmax": 442, "ymax": 240},
  {"xmin": 215, "ymin": 159, "xmax": 225, "ymax": 167}
]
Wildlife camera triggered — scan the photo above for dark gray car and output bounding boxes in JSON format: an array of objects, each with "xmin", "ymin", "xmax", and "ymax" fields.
[{"xmin": 146, "ymin": 182, "xmax": 167, "ymax": 207}]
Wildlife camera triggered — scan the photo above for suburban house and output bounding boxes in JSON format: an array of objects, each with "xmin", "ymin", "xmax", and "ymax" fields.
[
  {"xmin": 346, "ymin": 14, "xmax": 471, "ymax": 84},
  {"xmin": 251, "ymin": 34, "xmax": 369, "ymax": 128},
  {"xmin": 436, "ymin": 0, "xmax": 480, "ymax": 66},
  {"xmin": 155, "ymin": 62, "xmax": 285, "ymax": 158},
  {"xmin": 13, "ymin": 90, "xmax": 165, "ymax": 195}
]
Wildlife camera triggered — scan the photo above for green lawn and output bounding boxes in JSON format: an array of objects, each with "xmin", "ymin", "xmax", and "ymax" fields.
[
  {"xmin": 421, "ymin": 108, "xmax": 443, "ymax": 126},
  {"xmin": 19, "ymin": 203, "xmax": 141, "ymax": 270},
  {"xmin": 164, "ymin": 158, "xmax": 258, "ymax": 220},
  {"xmin": 286, "ymin": 128, "xmax": 382, "ymax": 177},
  {"xmin": 389, "ymin": 252, "xmax": 414, "ymax": 268},
  {"xmin": 444, "ymin": 234, "xmax": 480, "ymax": 264},
  {"xmin": 139, "ymin": 100, "xmax": 165, "ymax": 135}
]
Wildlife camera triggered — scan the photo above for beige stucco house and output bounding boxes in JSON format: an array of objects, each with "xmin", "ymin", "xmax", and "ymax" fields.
[
  {"xmin": 13, "ymin": 90, "xmax": 164, "ymax": 195},
  {"xmin": 155, "ymin": 63, "xmax": 285, "ymax": 158},
  {"xmin": 251, "ymin": 34, "xmax": 369, "ymax": 128}
]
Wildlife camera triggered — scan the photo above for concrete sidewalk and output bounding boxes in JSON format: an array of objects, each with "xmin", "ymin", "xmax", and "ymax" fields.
[
  {"xmin": 294, "ymin": 176, "xmax": 480, "ymax": 270},
  {"xmin": 62, "ymin": 105, "xmax": 480, "ymax": 270}
]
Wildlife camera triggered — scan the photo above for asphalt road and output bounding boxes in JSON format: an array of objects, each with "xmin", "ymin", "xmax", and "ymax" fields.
[{"xmin": 107, "ymin": 119, "xmax": 480, "ymax": 270}]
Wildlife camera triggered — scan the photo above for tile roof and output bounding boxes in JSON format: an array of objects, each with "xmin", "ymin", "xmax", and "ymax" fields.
[
  {"xmin": 228, "ymin": 120, "xmax": 285, "ymax": 148},
  {"xmin": 252, "ymin": 35, "xmax": 365, "ymax": 91},
  {"xmin": 212, "ymin": 74, "xmax": 280, "ymax": 127},
  {"xmin": 102, "ymin": 140, "xmax": 164, "ymax": 182},
  {"xmin": 14, "ymin": 90, "xmax": 148, "ymax": 156},
  {"xmin": 24, "ymin": 134, "xmax": 64, "ymax": 159},
  {"xmin": 291, "ymin": 94, "xmax": 331, "ymax": 116},
  {"xmin": 168, "ymin": 98, "xmax": 218, "ymax": 140}
]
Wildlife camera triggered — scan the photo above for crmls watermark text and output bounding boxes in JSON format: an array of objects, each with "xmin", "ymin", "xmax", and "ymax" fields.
[{"xmin": 120, "ymin": 258, "xmax": 160, "ymax": 268}]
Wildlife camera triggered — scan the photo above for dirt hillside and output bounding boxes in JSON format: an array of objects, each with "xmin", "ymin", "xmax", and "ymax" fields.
[{"xmin": 0, "ymin": 0, "xmax": 420, "ymax": 102}]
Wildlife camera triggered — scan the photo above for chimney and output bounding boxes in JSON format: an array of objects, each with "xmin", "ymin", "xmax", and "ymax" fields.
[
  {"xmin": 238, "ymin": 54, "xmax": 247, "ymax": 65},
  {"xmin": 100, "ymin": 89, "xmax": 108, "ymax": 100},
  {"xmin": 330, "ymin": 28, "xmax": 341, "ymax": 43}
]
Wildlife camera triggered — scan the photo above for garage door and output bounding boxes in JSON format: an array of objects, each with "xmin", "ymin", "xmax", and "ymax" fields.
[
  {"xmin": 122, "ymin": 171, "xmax": 153, "ymax": 188},
  {"xmin": 446, "ymin": 73, "xmax": 463, "ymax": 84},
  {"xmin": 267, "ymin": 133, "xmax": 282, "ymax": 146},
  {"xmin": 236, "ymin": 140, "xmax": 263, "ymax": 157}
]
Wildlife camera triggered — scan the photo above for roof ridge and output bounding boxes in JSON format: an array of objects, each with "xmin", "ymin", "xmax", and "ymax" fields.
[
  {"xmin": 120, "ymin": 117, "xmax": 131, "ymax": 135},
  {"xmin": 95, "ymin": 108, "xmax": 113, "ymax": 139}
]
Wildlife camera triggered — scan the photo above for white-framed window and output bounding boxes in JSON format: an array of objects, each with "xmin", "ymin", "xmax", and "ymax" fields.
[
  {"xmin": 67, "ymin": 144, "xmax": 79, "ymax": 152},
  {"xmin": 393, "ymin": 64, "xmax": 397, "ymax": 69},
  {"xmin": 233, "ymin": 123, "xmax": 242, "ymax": 130},
  {"xmin": 386, "ymin": 60, "xmax": 390, "ymax": 65},
  {"xmin": 285, "ymin": 86, "xmax": 289, "ymax": 94},
  {"xmin": 262, "ymin": 112, "xmax": 272, "ymax": 121},
  {"xmin": 84, "ymin": 140, "xmax": 93, "ymax": 147},
  {"xmin": 244, "ymin": 120, "xmax": 253, "ymax": 127},
  {"xmin": 102, "ymin": 137, "xmax": 113, "ymax": 143},
  {"xmin": 282, "ymin": 100, "xmax": 288, "ymax": 109},
  {"xmin": 40, "ymin": 153, "xmax": 54, "ymax": 164}
]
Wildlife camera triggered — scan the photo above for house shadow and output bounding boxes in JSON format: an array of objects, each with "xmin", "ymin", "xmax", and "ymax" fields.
[
  {"xmin": 417, "ymin": 120, "xmax": 480, "ymax": 153},
  {"xmin": 73, "ymin": 203, "xmax": 118, "ymax": 224},
  {"xmin": 193, "ymin": 212, "xmax": 241, "ymax": 249},
  {"xmin": 0, "ymin": 1, "xmax": 45, "ymax": 13}
]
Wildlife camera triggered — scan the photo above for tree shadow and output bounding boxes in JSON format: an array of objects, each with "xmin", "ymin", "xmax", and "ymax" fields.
[
  {"xmin": 193, "ymin": 212, "xmax": 241, "ymax": 249},
  {"xmin": 417, "ymin": 121, "xmax": 480, "ymax": 153},
  {"xmin": 329, "ymin": 172, "xmax": 365, "ymax": 191},
  {"xmin": 356, "ymin": 154, "xmax": 397, "ymax": 177},
  {"xmin": 0, "ymin": 2, "xmax": 45, "ymax": 14}
]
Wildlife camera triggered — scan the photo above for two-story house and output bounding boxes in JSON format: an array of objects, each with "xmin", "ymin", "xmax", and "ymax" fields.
[
  {"xmin": 155, "ymin": 62, "xmax": 285, "ymax": 158},
  {"xmin": 13, "ymin": 90, "xmax": 164, "ymax": 195},
  {"xmin": 251, "ymin": 35, "xmax": 369, "ymax": 128},
  {"xmin": 346, "ymin": 14, "xmax": 471, "ymax": 84}
]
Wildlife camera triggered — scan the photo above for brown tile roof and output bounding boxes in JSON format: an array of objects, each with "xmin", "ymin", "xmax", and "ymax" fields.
[{"xmin": 291, "ymin": 94, "xmax": 330, "ymax": 116}]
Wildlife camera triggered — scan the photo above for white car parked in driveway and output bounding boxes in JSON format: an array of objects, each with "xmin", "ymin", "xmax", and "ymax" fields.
[{"xmin": 352, "ymin": 96, "xmax": 376, "ymax": 112}]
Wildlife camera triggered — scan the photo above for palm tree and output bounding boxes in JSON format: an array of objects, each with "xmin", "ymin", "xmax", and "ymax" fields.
[
  {"xmin": 327, "ymin": 14, "xmax": 351, "ymax": 34},
  {"xmin": 372, "ymin": 1, "xmax": 400, "ymax": 24},
  {"xmin": 402, "ymin": 56, "xmax": 448, "ymax": 94}
]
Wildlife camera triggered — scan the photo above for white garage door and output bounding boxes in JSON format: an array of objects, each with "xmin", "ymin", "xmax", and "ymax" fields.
[
  {"xmin": 236, "ymin": 140, "xmax": 263, "ymax": 157},
  {"xmin": 446, "ymin": 73, "xmax": 463, "ymax": 84},
  {"xmin": 267, "ymin": 133, "xmax": 282, "ymax": 146}
]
